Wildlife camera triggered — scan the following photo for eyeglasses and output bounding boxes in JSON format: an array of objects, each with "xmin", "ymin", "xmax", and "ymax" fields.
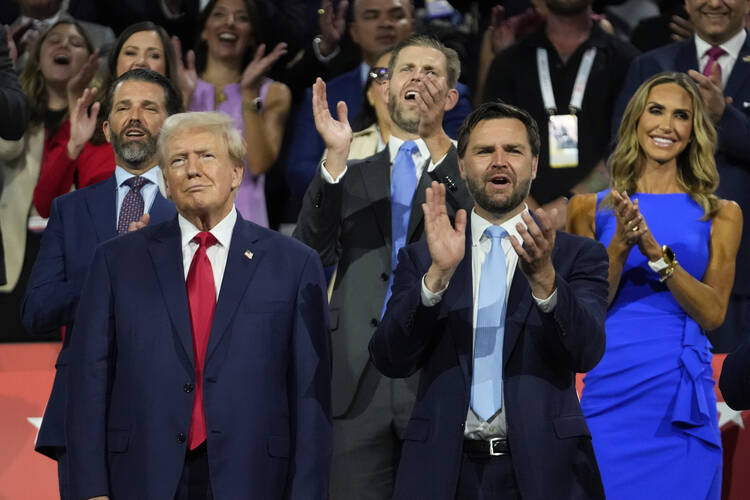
[{"xmin": 368, "ymin": 67, "xmax": 389, "ymax": 83}]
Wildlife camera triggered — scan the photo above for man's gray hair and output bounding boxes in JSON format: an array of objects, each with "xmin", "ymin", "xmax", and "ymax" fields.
[{"xmin": 158, "ymin": 111, "xmax": 246, "ymax": 168}]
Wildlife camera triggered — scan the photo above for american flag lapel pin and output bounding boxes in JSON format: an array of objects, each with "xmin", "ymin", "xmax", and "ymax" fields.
[{"xmin": 244, "ymin": 249, "xmax": 254, "ymax": 260}]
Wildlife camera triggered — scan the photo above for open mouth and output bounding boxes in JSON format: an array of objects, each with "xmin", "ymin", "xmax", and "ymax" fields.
[
  {"xmin": 405, "ymin": 90, "xmax": 419, "ymax": 101},
  {"xmin": 488, "ymin": 174, "xmax": 511, "ymax": 187},
  {"xmin": 124, "ymin": 128, "xmax": 147, "ymax": 138},
  {"xmin": 218, "ymin": 32, "xmax": 238, "ymax": 43},
  {"xmin": 52, "ymin": 53, "xmax": 70, "ymax": 65},
  {"xmin": 651, "ymin": 136, "xmax": 675, "ymax": 147}
]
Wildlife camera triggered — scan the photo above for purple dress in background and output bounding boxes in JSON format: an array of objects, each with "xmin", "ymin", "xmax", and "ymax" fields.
[{"xmin": 189, "ymin": 77, "xmax": 271, "ymax": 227}]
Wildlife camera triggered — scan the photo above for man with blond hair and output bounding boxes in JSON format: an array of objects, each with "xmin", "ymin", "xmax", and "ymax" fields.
[{"xmin": 66, "ymin": 111, "xmax": 332, "ymax": 500}]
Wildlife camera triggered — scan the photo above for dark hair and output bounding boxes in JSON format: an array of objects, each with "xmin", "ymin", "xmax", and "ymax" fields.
[
  {"xmin": 100, "ymin": 22, "xmax": 178, "ymax": 98},
  {"xmin": 20, "ymin": 18, "xmax": 95, "ymax": 125},
  {"xmin": 457, "ymin": 101, "xmax": 541, "ymax": 158},
  {"xmin": 104, "ymin": 68, "xmax": 184, "ymax": 118},
  {"xmin": 388, "ymin": 34, "xmax": 461, "ymax": 90},
  {"xmin": 194, "ymin": 0, "xmax": 262, "ymax": 74}
]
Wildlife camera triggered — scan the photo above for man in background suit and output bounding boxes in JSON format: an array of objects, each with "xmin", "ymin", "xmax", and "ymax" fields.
[
  {"xmin": 284, "ymin": 0, "xmax": 473, "ymax": 200},
  {"xmin": 612, "ymin": 0, "xmax": 750, "ymax": 352},
  {"xmin": 720, "ymin": 339, "xmax": 750, "ymax": 410},
  {"xmin": 294, "ymin": 34, "xmax": 473, "ymax": 499},
  {"xmin": 22, "ymin": 68, "xmax": 181, "ymax": 499},
  {"xmin": 67, "ymin": 111, "xmax": 331, "ymax": 500},
  {"xmin": 370, "ymin": 101, "xmax": 608, "ymax": 499}
]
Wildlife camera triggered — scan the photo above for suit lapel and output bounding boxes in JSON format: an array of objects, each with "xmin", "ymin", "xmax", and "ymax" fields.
[
  {"xmin": 86, "ymin": 176, "xmax": 118, "ymax": 243},
  {"xmin": 147, "ymin": 218, "xmax": 195, "ymax": 368},
  {"xmin": 726, "ymin": 34, "xmax": 750, "ymax": 98},
  {"xmin": 675, "ymin": 38, "xmax": 699, "ymax": 72},
  {"xmin": 445, "ymin": 225, "xmax": 475, "ymax": 397},
  {"xmin": 503, "ymin": 268, "xmax": 535, "ymax": 367},
  {"xmin": 358, "ymin": 148, "xmax": 392, "ymax": 248},
  {"xmin": 149, "ymin": 192, "xmax": 175, "ymax": 224},
  {"xmin": 205, "ymin": 218, "xmax": 264, "ymax": 364},
  {"xmin": 407, "ymin": 148, "xmax": 461, "ymax": 243}
]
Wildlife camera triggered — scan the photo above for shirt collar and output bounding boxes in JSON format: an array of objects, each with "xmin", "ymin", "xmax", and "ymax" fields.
[
  {"xmin": 470, "ymin": 206, "xmax": 529, "ymax": 247},
  {"xmin": 695, "ymin": 29, "xmax": 747, "ymax": 61},
  {"xmin": 387, "ymin": 135, "xmax": 430, "ymax": 163},
  {"xmin": 114, "ymin": 164, "xmax": 161, "ymax": 188},
  {"xmin": 178, "ymin": 207, "xmax": 237, "ymax": 250}
]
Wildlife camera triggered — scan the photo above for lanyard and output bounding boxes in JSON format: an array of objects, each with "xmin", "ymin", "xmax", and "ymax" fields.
[{"xmin": 536, "ymin": 47, "xmax": 597, "ymax": 115}]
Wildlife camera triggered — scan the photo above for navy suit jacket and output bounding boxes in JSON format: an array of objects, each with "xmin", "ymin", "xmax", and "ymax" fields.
[
  {"xmin": 369, "ymin": 225, "xmax": 609, "ymax": 500},
  {"xmin": 22, "ymin": 174, "xmax": 175, "ymax": 457},
  {"xmin": 720, "ymin": 340, "xmax": 750, "ymax": 410},
  {"xmin": 612, "ymin": 33, "xmax": 750, "ymax": 294},
  {"xmin": 285, "ymin": 66, "xmax": 473, "ymax": 198},
  {"xmin": 66, "ymin": 215, "xmax": 332, "ymax": 500}
]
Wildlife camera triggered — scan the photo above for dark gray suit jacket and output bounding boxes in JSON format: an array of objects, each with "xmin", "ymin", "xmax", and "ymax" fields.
[{"xmin": 294, "ymin": 146, "xmax": 473, "ymax": 416}]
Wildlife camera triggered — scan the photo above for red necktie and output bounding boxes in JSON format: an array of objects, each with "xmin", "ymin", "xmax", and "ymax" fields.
[
  {"xmin": 186, "ymin": 231, "xmax": 218, "ymax": 449},
  {"xmin": 703, "ymin": 46, "xmax": 727, "ymax": 80}
]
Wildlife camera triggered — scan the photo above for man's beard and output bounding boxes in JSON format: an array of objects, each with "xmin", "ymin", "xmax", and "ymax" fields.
[
  {"xmin": 388, "ymin": 92, "xmax": 419, "ymax": 134},
  {"xmin": 111, "ymin": 128, "xmax": 157, "ymax": 167},
  {"xmin": 465, "ymin": 173, "xmax": 531, "ymax": 218}
]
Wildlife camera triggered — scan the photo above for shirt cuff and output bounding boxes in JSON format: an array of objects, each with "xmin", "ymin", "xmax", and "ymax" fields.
[
  {"xmin": 312, "ymin": 37, "xmax": 341, "ymax": 63},
  {"xmin": 320, "ymin": 160, "xmax": 347, "ymax": 184},
  {"xmin": 532, "ymin": 289, "xmax": 557, "ymax": 313},
  {"xmin": 421, "ymin": 274, "xmax": 448, "ymax": 307}
]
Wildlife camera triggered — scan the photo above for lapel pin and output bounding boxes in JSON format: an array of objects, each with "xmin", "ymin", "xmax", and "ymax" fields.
[
  {"xmin": 743, "ymin": 55, "xmax": 750, "ymax": 62},
  {"xmin": 244, "ymin": 249, "xmax": 254, "ymax": 260}
]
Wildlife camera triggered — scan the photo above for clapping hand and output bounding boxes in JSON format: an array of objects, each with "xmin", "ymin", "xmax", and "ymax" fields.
[
  {"xmin": 317, "ymin": 0, "xmax": 348, "ymax": 57},
  {"xmin": 67, "ymin": 87, "xmax": 100, "ymax": 160},
  {"xmin": 611, "ymin": 190, "xmax": 645, "ymax": 247},
  {"xmin": 510, "ymin": 208, "xmax": 557, "ymax": 298},
  {"xmin": 128, "ymin": 213, "xmax": 150, "ymax": 232},
  {"xmin": 240, "ymin": 42, "xmax": 288, "ymax": 93},
  {"xmin": 171, "ymin": 35, "xmax": 197, "ymax": 110},
  {"xmin": 423, "ymin": 181, "xmax": 467, "ymax": 292},
  {"xmin": 415, "ymin": 73, "xmax": 455, "ymax": 141},
  {"xmin": 312, "ymin": 77, "xmax": 351, "ymax": 177},
  {"xmin": 66, "ymin": 49, "xmax": 100, "ymax": 105},
  {"xmin": 688, "ymin": 65, "xmax": 730, "ymax": 124}
]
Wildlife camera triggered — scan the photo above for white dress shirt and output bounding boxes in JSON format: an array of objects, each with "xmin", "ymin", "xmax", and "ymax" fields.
[
  {"xmin": 321, "ymin": 135, "xmax": 447, "ymax": 184},
  {"xmin": 114, "ymin": 165, "xmax": 162, "ymax": 228},
  {"xmin": 420, "ymin": 208, "xmax": 557, "ymax": 439},
  {"xmin": 179, "ymin": 208, "xmax": 237, "ymax": 300},
  {"xmin": 695, "ymin": 29, "xmax": 747, "ymax": 89}
]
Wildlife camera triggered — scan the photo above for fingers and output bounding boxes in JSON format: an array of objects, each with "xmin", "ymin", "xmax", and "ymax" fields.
[
  {"xmin": 490, "ymin": 4, "xmax": 505, "ymax": 27},
  {"xmin": 253, "ymin": 43, "xmax": 266, "ymax": 63},
  {"xmin": 312, "ymin": 78, "xmax": 328, "ymax": 118},
  {"xmin": 336, "ymin": 100, "xmax": 348, "ymax": 124},
  {"xmin": 687, "ymin": 69, "xmax": 716, "ymax": 90},
  {"xmin": 171, "ymin": 35, "xmax": 182, "ymax": 62},
  {"xmin": 335, "ymin": 0, "xmax": 349, "ymax": 22}
]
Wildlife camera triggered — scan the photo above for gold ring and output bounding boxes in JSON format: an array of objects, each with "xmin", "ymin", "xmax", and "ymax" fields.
[{"xmin": 318, "ymin": 8, "xmax": 325, "ymax": 15}]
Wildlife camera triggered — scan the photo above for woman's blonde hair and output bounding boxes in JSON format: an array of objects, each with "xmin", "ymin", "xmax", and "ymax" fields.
[{"xmin": 609, "ymin": 71, "xmax": 719, "ymax": 219}]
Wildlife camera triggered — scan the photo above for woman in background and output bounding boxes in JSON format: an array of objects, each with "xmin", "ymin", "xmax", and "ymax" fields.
[
  {"xmin": 185, "ymin": 0, "xmax": 291, "ymax": 227},
  {"xmin": 567, "ymin": 72, "xmax": 741, "ymax": 499}
]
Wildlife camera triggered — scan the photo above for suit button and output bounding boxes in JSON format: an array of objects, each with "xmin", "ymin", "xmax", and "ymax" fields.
[
  {"xmin": 380, "ymin": 272, "xmax": 389, "ymax": 281},
  {"xmin": 176, "ymin": 432, "xmax": 186, "ymax": 444},
  {"xmin": 183, "ymin": 383, "xmax": 194, "ymax": 393},
  {"xmin": 370, "ymin": 318, "xmax": 379, "ymax": 327}
]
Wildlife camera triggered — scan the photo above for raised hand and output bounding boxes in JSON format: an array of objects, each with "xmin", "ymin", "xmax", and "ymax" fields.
[
  {"xmin": 171, "ymin": 35, "xmax": 197, "ymax": 109},
  {"xmin": 669, "ymin": 14, "xmax": 694, "ymax": 41},
  {"xmin": 688, "ymin": 66, "xmax": 729, "ymax": 123},
  {"xmin": 67, "ymin": 87, "xmax": 100, "ymax": 160},
  {"xmin": 317, "ymin": 0, "xmax": 348, "ymax": 57},
  {"xmin": 312, "ymin": 77, "xmax": 351, "ymax": 177},
  {"xmin": 240, "ymin": 42, "xmax": 288, "ymax": 93},
  {"xmin": 509, "ymin": 208, "xmax": 557, "ymax": 299},
  {"xmin": 414, "ymin": 73, "xmax": 453, "ymax": 140},
  {"xmin": 66, "ymin": 49, "xmax": 99, "ymax": 105},
  {"xmin": 423, "ymin": 181, "xmax": 467, "ymax": 292}
]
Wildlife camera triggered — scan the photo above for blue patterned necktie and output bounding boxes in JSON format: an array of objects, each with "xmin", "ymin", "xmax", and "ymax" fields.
[
  {"xmin": 117, "ymin": 176, "xmax": 149, "ymax": 234},
  {"xmin": 471, "ymin": 225, "xmax": 508, "ymax": 421},
  {"xmin": 382, "ymin": 140, "xmax": 419, "ymax": 316}
]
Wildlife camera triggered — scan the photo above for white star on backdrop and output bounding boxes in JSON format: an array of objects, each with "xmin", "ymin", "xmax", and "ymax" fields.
[{"xmin": 717, "ymin": 402, "xmax": 745, "ymax": 429}]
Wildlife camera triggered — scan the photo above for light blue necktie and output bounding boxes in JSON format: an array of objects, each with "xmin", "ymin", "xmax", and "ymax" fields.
[
  {"xmin": 471, "ymin": 225, "xmax": 508, "ymax": 421},
  {"xmin": 382, "ymin": 140, "xmax": 419, "ymax": 317}
]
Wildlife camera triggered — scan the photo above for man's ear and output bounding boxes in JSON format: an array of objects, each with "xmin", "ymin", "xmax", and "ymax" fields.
[
  {"xmin": 443, "ymin": 88, "xmax": 459, "ymax": 113},
  {"xmin": 103, "ymin": 121, "xmax": 111, "ymax": 144},
  {"xmin": 162, "ymin": 169, "xmax": 172, "ymax": 200},
  {"xmin": 458, "ymin": 157, "xmax": 466, "ymax": 179},
  {"xmin": 231, "ymin": 163, "xmax": 243, "ymax": 190},
  {"xmin": 531, "ymin": 155, "xmax": 539, "ymax": 180}
]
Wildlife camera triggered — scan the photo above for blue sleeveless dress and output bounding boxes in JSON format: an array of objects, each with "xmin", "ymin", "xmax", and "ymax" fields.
[{"xmin": 581, "ymin": 191, "xmax": 721, "ymax": 499}]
